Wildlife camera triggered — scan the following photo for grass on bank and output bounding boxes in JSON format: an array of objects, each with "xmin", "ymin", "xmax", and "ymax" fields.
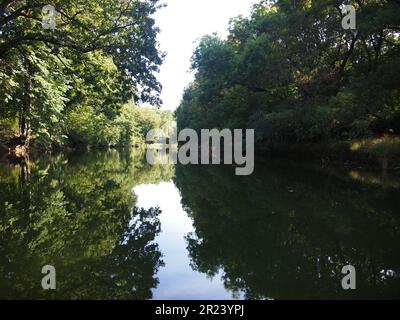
[{"xmin": 263, "ymin": 136, "xmax": 400, "ymax": 170}]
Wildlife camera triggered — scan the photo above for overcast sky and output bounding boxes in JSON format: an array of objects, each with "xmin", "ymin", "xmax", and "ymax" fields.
[{"xmin": 154, "ymin": 0, "xmax": 255, "ymax": 110}]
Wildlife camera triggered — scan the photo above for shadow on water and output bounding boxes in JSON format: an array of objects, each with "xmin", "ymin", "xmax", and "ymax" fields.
[
  {"xmin": 0, "ymin": 149, "xmax": 174, "ymax": 299},
  {"xmin": 174, "ymin": 159, "xmax": 400, "ymax": 299}
]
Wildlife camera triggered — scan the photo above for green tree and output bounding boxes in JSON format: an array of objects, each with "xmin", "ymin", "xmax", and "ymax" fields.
[
  {"xmin": 177, "ymin": 0, "xmax": 400, "ymax": 145},
  {"xmin": 0, "ymin": 0, "xmax": 164, "ymax": 147}
]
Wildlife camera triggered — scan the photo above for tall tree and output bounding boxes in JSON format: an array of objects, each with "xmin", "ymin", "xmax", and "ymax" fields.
[
  {"xmin": 1, "ymin": 0, "xmax": 164, "ymax": 146},
  {"xmin": 177, "ymin": 0, "xmax": 400, "ymax": 144}
]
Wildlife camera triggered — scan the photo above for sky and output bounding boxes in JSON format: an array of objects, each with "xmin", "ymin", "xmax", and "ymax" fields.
[{"xmin": 154, "ymin": 0, "xmax": 255, "ymax": 110}]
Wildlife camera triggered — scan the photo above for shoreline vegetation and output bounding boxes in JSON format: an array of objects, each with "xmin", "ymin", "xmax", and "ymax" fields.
[
  {"xmin": 0, "ymin": 1, "xmax": 166, "ymax": 157},
  {"xmin": 2, "ymin": 136, "xmax": 399, "ymax": 174},
  {"xmin": 259, "ymin": 136, "xmax": 400, "ymax": 171},
  {"xmin": 0, "ymin": 102, "xmax": 174, "ymax": 157},
  {"xmin": 175, "ymin": 1, "xmax": 400, "ymax": 172},
  {"xmin": 1, "ymin": 1, "xmax": 400, "ymax": 172}
]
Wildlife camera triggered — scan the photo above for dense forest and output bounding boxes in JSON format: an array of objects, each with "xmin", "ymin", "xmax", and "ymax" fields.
[
  {"xmin": 176, "ymin": 0, "xmax": 400, "ymax": 164},
  {"xmin": 0, "ymin": 0, "xmax": 172, "ymax": 151},
  {"xmin": 1, "ymin": 0, "xmax": 400, "ymax": 166}
]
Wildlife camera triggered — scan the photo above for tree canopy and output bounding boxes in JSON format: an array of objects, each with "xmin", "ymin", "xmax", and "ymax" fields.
[
  {"xmin": 176, "ymin": 0, "xmax": 400, "ymax": 145},
  {"xmin": 0, "ymin": 0, "xmax": 166, "ymax": 148}
]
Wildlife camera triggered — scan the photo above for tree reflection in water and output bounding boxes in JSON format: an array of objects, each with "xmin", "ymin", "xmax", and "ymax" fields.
[
  {"xmin": 1, "ymin": 150, "xmax": 399, "ymax": 299},
  {"xmin": 175, "ymin": 161, "xmax": 400, "ymax": 299},
  {"xmin": 0, "ymin": 150, "xmax": 174, "ymax": 299}
]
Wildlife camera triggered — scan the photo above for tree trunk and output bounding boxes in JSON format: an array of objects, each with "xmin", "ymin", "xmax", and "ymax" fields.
[{"xmin": 20, "ymin": 56, "xmax": 32, "ymax": 145}]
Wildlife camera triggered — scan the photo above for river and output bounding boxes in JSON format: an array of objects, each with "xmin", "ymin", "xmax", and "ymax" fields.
[{"xmin": 0, "ymin": 149, "xmax": 399, "ymax": 299}]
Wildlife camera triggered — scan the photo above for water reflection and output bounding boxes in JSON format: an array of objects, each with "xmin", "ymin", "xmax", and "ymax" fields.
[
  {"xmin": 175, "ymin": 160, "xmax": 400, "ymax": 299},
  {"xmin": 134, "ymin": 183, "xmax": 240, "ymax": 300},
  {"xmin": 0, "ymin": 150, "xmax": 173, "ymax": 299},
  {"xmin": 1, "ymin": 151, "xmax": 399, "ymax": 299}
]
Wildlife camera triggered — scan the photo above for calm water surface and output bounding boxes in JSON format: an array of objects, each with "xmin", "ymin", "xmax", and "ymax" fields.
[{"xmin": 0, "ymin": 150, "xmax": 399, "ymax": 299}]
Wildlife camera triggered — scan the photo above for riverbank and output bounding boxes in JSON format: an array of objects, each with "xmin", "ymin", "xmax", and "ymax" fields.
[
  {"xmin": 2, "ymin": 136, "xmax": 400, "ymax": 173},
  {"xmin": 1, "ymin": 143, "xmax": 131, "ymax": 163},
  {"xmin": 257, "ymin": 136, "xmax": 400, "ymax": 172}
]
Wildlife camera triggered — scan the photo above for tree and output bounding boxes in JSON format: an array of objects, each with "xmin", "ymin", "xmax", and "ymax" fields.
[
  {"xmin": 0, "ymin": 0, "xmax": 164, "ymax": 147},
  {"xmin": 176, "ymin": 0, "xmax": 400, "ymax": 144}
]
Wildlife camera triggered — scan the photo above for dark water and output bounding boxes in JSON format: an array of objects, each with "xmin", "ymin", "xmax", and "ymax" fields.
[{"xmin": 0, "ymin": 150, "xmax": 399, "ymax": 299}]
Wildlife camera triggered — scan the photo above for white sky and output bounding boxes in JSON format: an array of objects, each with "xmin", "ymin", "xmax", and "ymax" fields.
[{"xmin": 154, "ymin": 0, "xmax": 255, "ymax": 110}]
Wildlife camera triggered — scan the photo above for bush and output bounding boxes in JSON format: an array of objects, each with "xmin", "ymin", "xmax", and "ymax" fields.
[{"xmin": 66, "ymin": 105, "xmax": 120, "ymax": 147}]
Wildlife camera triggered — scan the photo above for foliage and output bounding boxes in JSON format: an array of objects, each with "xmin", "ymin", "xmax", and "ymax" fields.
[
  {"xmin": 65, "ymin": 103, "xmax": 174, "ymax": 147},
  {"xmin": 176, "ymin": 0, "xmax": 400, "ymax": 146},
  {"xmin": 0, "ymin": 0, "xmax": 166, "ymax": 148}
]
